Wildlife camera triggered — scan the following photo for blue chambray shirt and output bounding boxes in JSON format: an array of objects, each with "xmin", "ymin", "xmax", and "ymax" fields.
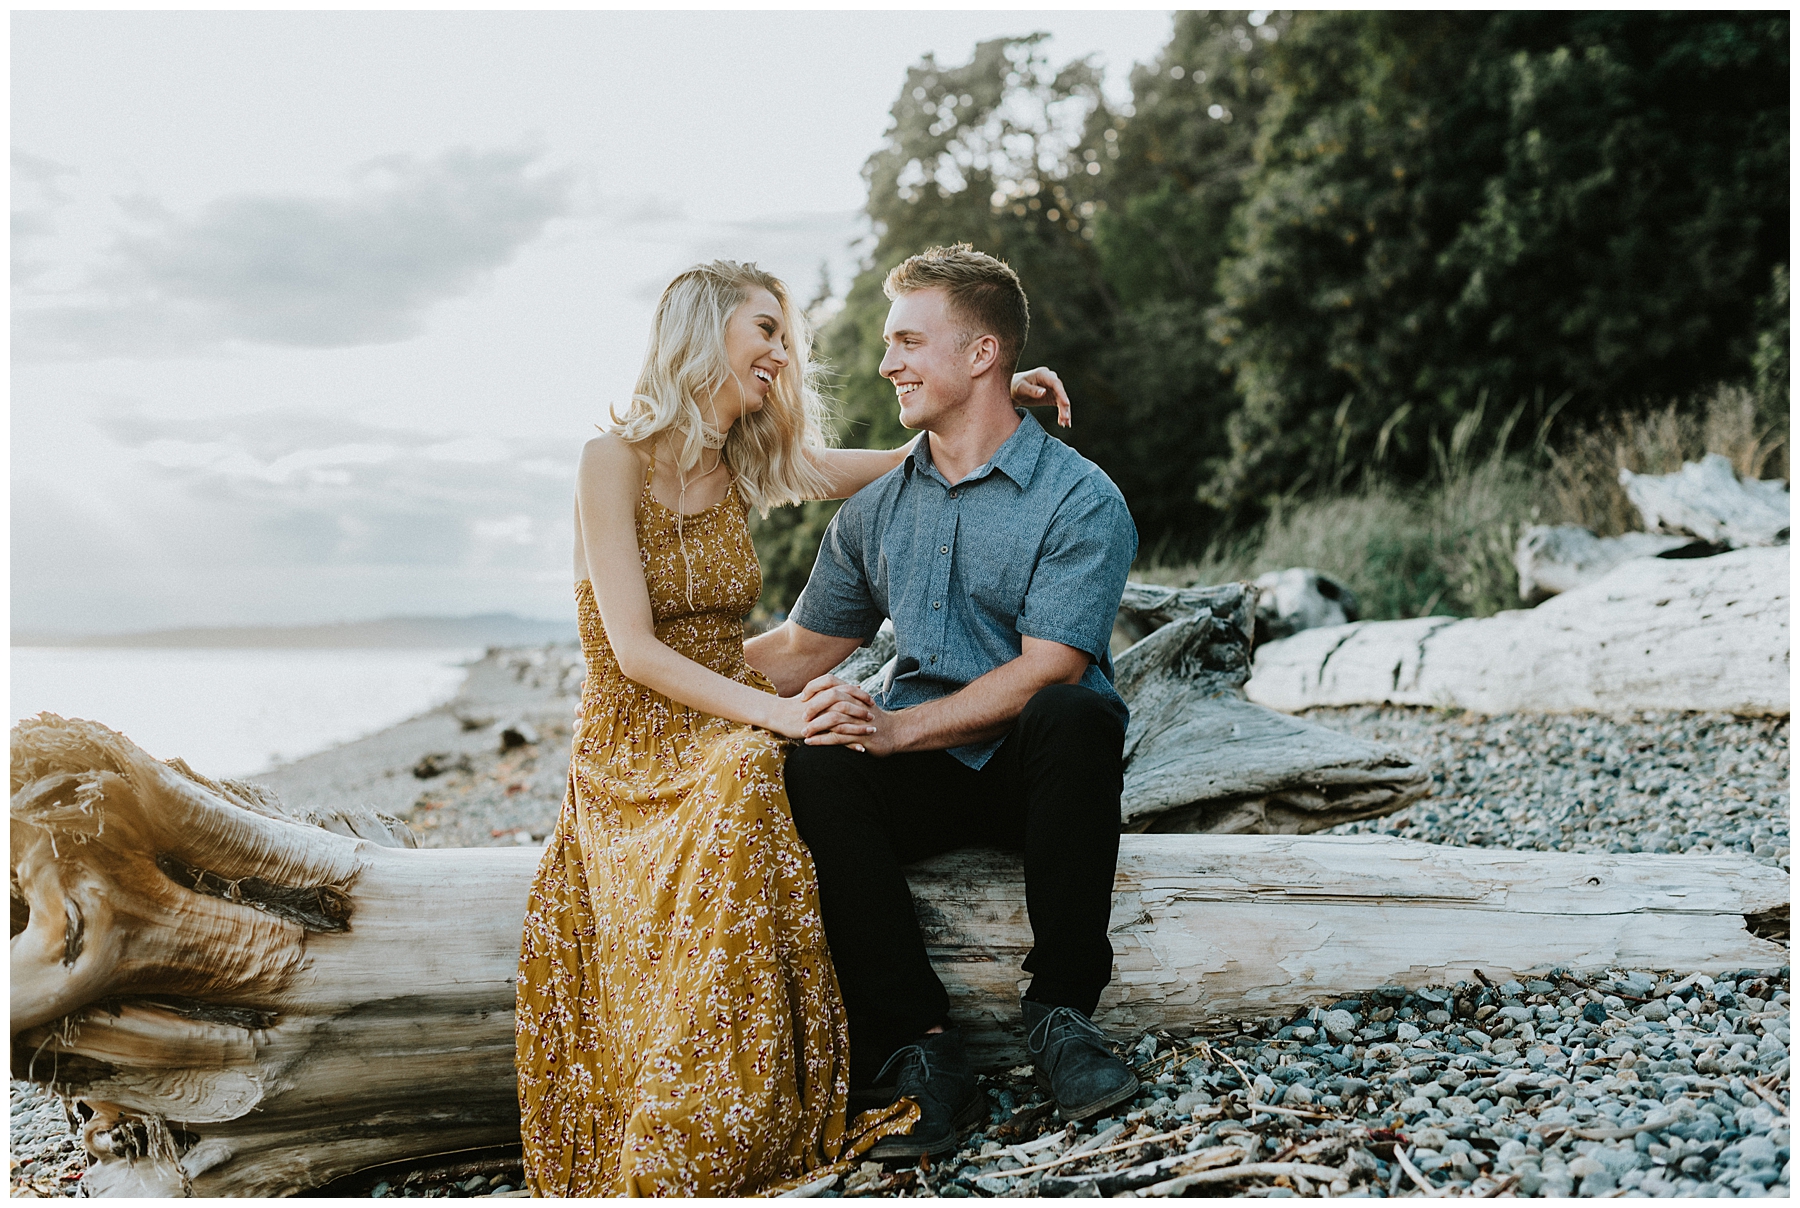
[{"xmin": 791, "ymin": 410, "xmax": 1137, "ymax": 769}]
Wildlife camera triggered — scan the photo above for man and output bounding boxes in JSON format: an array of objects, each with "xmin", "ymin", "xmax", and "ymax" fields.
[{"xmin": 745, "ymin": 244, "xmax": 1139, "ymax": 1159}]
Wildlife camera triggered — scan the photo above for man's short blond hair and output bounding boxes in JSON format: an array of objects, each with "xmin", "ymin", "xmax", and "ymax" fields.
[{"xmin": 883, "ymin": 244, "xmax": 1030, "ymax": 376}]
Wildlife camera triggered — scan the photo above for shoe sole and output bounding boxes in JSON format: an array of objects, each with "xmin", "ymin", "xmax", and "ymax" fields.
[
  {"xmin": 867, "ymin": 1091, "xmax": 989, "ymax": 1161},
  {"xmin": 1034, "ymin": 1067, "xmax": 1142, "ymax": 1123}
]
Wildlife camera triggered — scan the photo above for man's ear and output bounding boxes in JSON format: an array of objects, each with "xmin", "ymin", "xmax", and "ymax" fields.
[{"xmin": 967, "ymin": 333, "xmax": 1001, "ymax": 379}]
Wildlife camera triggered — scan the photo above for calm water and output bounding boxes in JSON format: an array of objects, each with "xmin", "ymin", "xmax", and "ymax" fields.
[{"xmin": 10, "ymin": 647, "xmax": 480, "ymax": 778}]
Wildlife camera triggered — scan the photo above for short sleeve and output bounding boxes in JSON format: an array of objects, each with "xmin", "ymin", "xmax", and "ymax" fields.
[
  {"xmin": 1015, "ymin": 478, "xmax": 1137, "ymax": 662},
  {"xmin": 789, "ymin": 501, "xmax": 885, "ymax": 643}
]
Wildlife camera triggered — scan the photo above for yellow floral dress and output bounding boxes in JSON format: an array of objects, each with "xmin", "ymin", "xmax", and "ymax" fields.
[{"xmin": 516, "ymin": 459, "xmax": 914, "ymax": 1196}]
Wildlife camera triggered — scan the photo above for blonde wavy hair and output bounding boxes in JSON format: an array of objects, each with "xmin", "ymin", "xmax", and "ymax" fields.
[{"xmin": 607, "ymin": 261, "xmax": 835, "ymax": 515}]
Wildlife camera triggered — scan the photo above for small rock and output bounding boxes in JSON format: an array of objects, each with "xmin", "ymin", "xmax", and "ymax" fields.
[
  {"xmin": 499, "ymin": 720, "xmax": 539, "ymax": 751},
  {"xmin": 1320, "ymin": 1009, "xmax": 1357, "ymax": 1042}
]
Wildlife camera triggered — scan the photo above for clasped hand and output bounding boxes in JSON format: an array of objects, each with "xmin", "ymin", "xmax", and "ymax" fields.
[{"xmin": 765, "ymin": 675, "xmax": 894, "ymax": 755}]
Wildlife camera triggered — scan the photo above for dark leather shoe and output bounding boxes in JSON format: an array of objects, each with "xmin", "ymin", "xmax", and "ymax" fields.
[
  {"xmin": 863, "ymin": 1028, "xmax": 987, "ymax": 1160},
  {"xmin": 1023, "ymin": 1000, "xmax": 1141, "ymax": 1122}
]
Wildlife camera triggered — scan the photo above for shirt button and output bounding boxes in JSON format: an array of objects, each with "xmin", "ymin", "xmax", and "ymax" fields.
[
  {"xmin": 940, "ymin": 545, "xmax": 949, "ymax": 554},
  {"xmin": 930, "ymin": 655, "xmax": 938, "ymax": 664},
  {"xmin": 948, "ymin": 490, "xmax": 958, "ymax": 499},
  {"xmin": 933, "ymin": 601, "xmax": 941, "ymax": 609}
]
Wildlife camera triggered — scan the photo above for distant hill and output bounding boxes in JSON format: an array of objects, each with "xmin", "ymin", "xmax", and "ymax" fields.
[{"xmin": 13, "ymin": 613, "xmax": 578, "ymax": 650}]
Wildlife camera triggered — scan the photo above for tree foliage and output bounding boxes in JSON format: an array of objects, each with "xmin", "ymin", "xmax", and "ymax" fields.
[{"xmin": 753, "ymin": 10, "xmax": 1787, "ymax": 612}]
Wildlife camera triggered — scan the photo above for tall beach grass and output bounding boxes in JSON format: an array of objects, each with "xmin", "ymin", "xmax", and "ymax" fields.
[{"xmin": 1142, "ymin": 384, "xmax": 1790, "ymax": 621}]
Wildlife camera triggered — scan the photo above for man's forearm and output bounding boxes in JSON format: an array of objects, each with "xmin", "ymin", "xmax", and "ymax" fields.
[
  {"xmin": 881, "ymin": 641, "xmax": 1087, "ymax": 754},
  {"xmin": 745, "ymin": 622, "xmax": 861, "ymax": 697}
]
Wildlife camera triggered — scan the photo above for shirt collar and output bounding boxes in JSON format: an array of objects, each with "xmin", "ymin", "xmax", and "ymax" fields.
[{"xmin": 904, "ymin": 409, "xmax": 1049, "ymax": 492}]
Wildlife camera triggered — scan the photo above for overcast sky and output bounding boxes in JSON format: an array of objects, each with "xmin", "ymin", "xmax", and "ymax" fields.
[{"xmin": 12, "ymin": 10, "xmax": 1176, "ymax": 635}]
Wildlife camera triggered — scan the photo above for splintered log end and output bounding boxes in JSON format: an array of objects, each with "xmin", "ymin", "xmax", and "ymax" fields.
[{"xmin": 12, "ymin": 714, "xmax": 539, "ymax": 1197}]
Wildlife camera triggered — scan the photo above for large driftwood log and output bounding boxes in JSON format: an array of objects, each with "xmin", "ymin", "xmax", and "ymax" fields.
[
  {"xmin": 835, "ymin": 583, "xmax": 1431, "ymax": 834},
  {"xmin": 1620, "ymin": 453, "xmax": 1790, "ymax": 548},
  {"xmin": 1248, "ymin": 546, "xmax": 1788, "ymax": 716},
  {"xmin": 10, "ymin": 715, "xmax": 534, "ymax": 1197},
  {"xmin": 915, "ymin": 836, "xmax": 1788, "ymax": 1067},
  {"xmin": 1512, "ymin": 524, "xmax": 1705, "ymax": 604},
  {"xmin": 14, "ymin": 718, "xmax": 1787, "ymax": 1194}
]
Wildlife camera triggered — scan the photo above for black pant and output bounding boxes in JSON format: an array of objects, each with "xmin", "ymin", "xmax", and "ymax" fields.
[{"xmin": 784, "ymin": 683, "xmax": 1126, "ymax": 1086}]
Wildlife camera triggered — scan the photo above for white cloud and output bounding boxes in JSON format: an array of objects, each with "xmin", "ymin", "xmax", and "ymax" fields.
[
  {"xmin": 473, "ymin": 514, "xmax": 535, "ymax": 544},
  {"xmin": 15, "ymin": 146, "xmax": 573, "ymax": 358},
  {"xmin": 424, "ymin": 436, "xmax": 511, "ymax": 463},
  {"xmin": 12, "ymin": 404, "xmax": 583, "ymax": 630},
  {"xmin": 12, "ymin": 149, "xmax": 79, "ymax": 289}
]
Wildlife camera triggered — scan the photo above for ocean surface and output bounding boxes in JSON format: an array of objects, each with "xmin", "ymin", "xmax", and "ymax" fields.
[{"xmin": 11, "ymin": 646, "xmax": 481, "ymax": 778}]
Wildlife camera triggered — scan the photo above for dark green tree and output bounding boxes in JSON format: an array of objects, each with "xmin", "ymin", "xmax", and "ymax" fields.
[
  {"xmin": 1208, "ymin": 11, "xmax": 1789, "ymax": 511},
  {"xmin": 754, "ymin": 35, "xmax": 1114, "ymax": 611},
  {"xmin": 754, "ymin": 17, "xmax": 1289, "ymax": 604}
]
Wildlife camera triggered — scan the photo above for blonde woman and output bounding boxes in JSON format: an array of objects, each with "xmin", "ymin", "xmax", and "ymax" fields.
[{"xmin": 515, "ymin": 260, "xmax": 1070, "ymax": 1196}]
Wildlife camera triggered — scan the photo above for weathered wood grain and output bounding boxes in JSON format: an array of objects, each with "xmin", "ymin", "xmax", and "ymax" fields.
[
  {"xmin": 1620, "ymin": 453, "xmax": 1789, "ymax": 548},
  {"xmin": 1512, "ymin": 524, "xmax": 1702, "ymax": 603},
  {"xmin": 1246, "ymin": 546, "xmax": 1788, "ymax": 716},
  {"xmin": 1114, "ymin": 608, "xmax": 1429, "ymax": 833},
  {"xmin": 911, "ymin": 835, "xmax": 1790, "ymax": 1066}
]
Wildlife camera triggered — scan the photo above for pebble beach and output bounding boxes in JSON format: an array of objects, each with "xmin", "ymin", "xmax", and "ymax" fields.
[{"xmin": 8, "ymin": 650, "xmax": 1789, "ymax": 1198}]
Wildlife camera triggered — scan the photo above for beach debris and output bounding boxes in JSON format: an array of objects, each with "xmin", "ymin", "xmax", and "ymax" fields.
[
  {"xmin": 453, "ymin": 708, "xmax": 497, "ymax": 732},
  {"xmin": 11, "ymin": 713, "xmax": 539, "ymax": 1196},
  {"xmin": 1252, "ymin": 566, "xmax": 1360, "ymax": 643},
  {"xmin": 1512, "ymin": 523, "xmax": 1707, "ymax": 603},
  {"xmin": 1249, "ymin": 544, "xmax": 1788, "ymax": 716},
  {"xmin": 907, "ymin": 832, "xmax": 1785, "ymax": 1070},
  {"xmin": 1620, "ymin": 452, "xmax": 1790, "ymax": 548},
  {"xmin": 498, "ymin": 719, "xmax": 539, "ymax": 751},
  {"xmin": 413, "ymin": 751, "xmax": 473, "ymax": 779},
  {"xmin": 1110, "ymin": 581, "xmax": 1430, "ymax": 834}
]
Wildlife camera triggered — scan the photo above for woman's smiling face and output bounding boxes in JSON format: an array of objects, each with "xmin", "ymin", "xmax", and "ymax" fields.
[{"xmin": 715, "ymin": 286, "xmax": 790, "ymax": 423}]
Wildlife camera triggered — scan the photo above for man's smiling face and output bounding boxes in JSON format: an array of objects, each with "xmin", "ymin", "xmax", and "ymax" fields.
[{"xmin": 879, "ymin": 286, "xmax": 976, "ymax": 431}]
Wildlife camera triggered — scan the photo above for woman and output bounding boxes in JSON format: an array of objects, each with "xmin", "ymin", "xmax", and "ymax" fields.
[{"xmin": 516, "ymin": 260, "xmax": 1070, "ymax": 1196}]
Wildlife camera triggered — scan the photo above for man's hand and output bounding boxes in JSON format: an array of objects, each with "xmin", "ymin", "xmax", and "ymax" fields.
[
  {"xmin": 804, "ymin": 696, "xmax": 906, "ymax": 756},
  {"xmin": 1011, "ymin": 367, "xmax": 1073, "ymax": 429},
  {"xmin": 796, "ymin": 675, "xmax": 880, "ymax": 751},
  {"xmin": 802, "ymin": 637, "xmax": 1090, "ymax": 756}
]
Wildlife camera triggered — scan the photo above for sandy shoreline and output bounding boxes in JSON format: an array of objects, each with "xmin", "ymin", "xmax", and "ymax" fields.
[{"xmin": 251, "ymin": 643, "xmax": 584, "ymax": 850}]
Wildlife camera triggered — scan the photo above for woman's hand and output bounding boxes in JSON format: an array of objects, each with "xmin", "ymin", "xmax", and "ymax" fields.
[
  {"xmin": 762, "ymin": 675, "xmax": 878, "ymax": 748},
  {"xmin": 1011, "ymin": 367, "xmax": 1073, "ymax": 429}
]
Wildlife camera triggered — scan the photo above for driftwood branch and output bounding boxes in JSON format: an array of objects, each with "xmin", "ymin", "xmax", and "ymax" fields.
[
  {"xmin": 835, "ymin": 582, "xmax": 1431, "ymax": 835},
  {"xmin": 1620, "ymin": 453, "xmax": 1789, "ymax": 548},
  {"xmin": 1110, "ymin": 586, "xmax": 1428, "ymax": 832},
  {"xmin": 1248, "ymin": 546, "xmax": 1788, "ymax": 716},
  {"xmin": 13, "ymin": 718, "xmax": 1786, "ymax": 1193},
  {"xmin": 909, "ymin": 836, "xmax": 1787, "ymax": 1066},
  {"xmin": 1513, "ymin": 524, "xmax": 1707, "ymax": 604}
]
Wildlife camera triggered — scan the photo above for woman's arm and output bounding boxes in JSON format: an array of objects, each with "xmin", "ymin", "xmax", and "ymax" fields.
[
  {"xmin": 804, "ymin": 367, "xmax": 1076, "ymax": 500},
  {"xmin": 577, "ymin": 435, "xmax": 873, "ymax": 740}
]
